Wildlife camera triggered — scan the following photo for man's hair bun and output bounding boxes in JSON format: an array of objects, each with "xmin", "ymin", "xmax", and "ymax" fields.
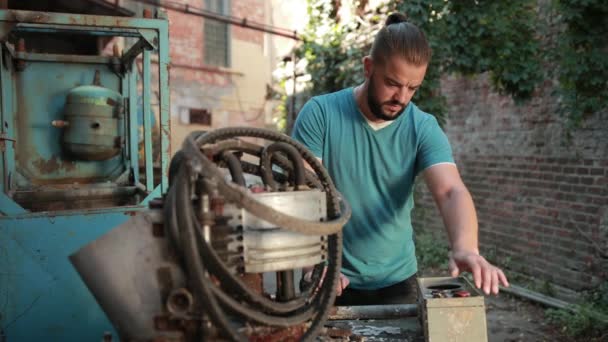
[{"xmin": 385, "ymin": 12, "xmax": 408, "ymax": 26}]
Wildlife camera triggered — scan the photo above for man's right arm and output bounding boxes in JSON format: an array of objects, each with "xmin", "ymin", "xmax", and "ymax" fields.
[
  {"xmin": 291, "ymin": 98, "xmax": 325, "ymax": 159},
  {"xmin": 292, "ymin": 99, "xmax": 349, "ymax": 295}
]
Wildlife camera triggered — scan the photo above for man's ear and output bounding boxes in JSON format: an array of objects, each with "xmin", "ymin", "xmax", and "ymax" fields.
[{"xmin": 363, "ymin": 56, "xmax": 374, "ymax": 78}]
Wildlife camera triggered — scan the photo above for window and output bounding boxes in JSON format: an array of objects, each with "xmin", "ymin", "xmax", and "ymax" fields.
[
  {"xmin": 204, "ymin": 0, "xmax": 230, "ymax": 67},
  {"xmin": 189, "ymin": 108, "xmax": 212, "ymax": 126}
]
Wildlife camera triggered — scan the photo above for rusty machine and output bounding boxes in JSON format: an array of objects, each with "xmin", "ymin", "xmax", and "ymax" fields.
[
  {"xmin": 0, "ymin": 7, "xmax": 352, "ymax": 342},
  {"xmin": 71, "ymin": 128, "xmax": 351, "ymax": 341}
]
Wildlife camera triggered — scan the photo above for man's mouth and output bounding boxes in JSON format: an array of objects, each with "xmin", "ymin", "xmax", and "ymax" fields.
[{"xmin": 385, "ymin": 103, "xmax": 403, "ymax": 112}]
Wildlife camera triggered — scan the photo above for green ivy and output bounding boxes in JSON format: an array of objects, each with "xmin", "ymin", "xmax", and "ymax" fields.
[
  {"xmin": 278, "ymin": 0, "xmax": 606, "ymax": 132},
  {"xmin": 553, "ymin": 0, "xmax": 608, "ymax": 128}
]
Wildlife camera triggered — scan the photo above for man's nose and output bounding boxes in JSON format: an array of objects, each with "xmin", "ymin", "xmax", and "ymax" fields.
[{"xmin": 393, "ymin": 88, "xmax": 408, "ymax": 104}]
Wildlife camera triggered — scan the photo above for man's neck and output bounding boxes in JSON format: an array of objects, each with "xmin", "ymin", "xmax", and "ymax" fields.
[{"xmin": 354, "ymin": 84, "xmax": 384, "ymax": 123}]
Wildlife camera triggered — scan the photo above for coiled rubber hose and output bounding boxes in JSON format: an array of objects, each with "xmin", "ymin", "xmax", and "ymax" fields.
[{"xmin": 164, "ymin": 127, "xmax": 350, "ymax": 341}]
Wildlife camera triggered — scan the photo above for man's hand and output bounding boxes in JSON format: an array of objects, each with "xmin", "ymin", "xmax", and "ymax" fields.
[
  {"xmin": 302, "ymin": 267, "xmax": 350, "ymax": 296},
  {"xmin": 336, "ymin": 273, "xmax": 350, "ymax": 296},
  {"xmin": 449, "ymin": 250, "xmax": 509, "ymax": 295}
]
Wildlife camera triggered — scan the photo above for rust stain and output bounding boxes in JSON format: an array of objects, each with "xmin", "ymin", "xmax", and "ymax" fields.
[
  {"xmin": 32, "ymin": 155, "xmax": 61, "ymax": 173},
  {"xmin": 248, "ymin": 325, "xmax": 306, "ymax": 342},
  {"xmin": 240, "ymin": 273, "xmax": 263, "ymax": 294},
  {"xmin": 63, "ymin": 159, "xmax": 77, "ymax": 172},
  {"xmin": 32, "ymin": 155, "xmax": 78, "ymax": 174},
  {"xmin": 29, "ymin": 177, "xmax": 97, "ymax": 186},
  {"xmin": 10, "ymin": 10, "xmax": 50, "ymax": 23}
]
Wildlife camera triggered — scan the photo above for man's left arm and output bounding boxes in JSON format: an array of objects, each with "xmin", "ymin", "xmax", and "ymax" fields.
[{"xmin": 423, "ymin": 164, "xmax": 509, "ymax": 295}]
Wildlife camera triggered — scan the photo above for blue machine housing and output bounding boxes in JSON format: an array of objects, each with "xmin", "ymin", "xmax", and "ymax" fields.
[{"xmin": 0, "ymin": 9, "xmax": 171, "ymax": 341}]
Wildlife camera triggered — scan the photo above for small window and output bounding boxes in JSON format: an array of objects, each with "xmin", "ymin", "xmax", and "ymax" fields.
[
  {"xmin": 189, "ymin": 108, "xmax": 212, "ymax": 126},
  {"xmin": 204, "ymin": 0, "xmax": 230, "ymax": 67}
]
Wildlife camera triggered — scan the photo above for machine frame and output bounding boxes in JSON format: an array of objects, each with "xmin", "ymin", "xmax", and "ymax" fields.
[{"xmin": 0, "ymin": 9, "xmax": 170, "ymax": 341}]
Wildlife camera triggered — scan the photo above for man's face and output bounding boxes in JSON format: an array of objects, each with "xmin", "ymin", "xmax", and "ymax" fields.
[{"xmin": 364, "ymin": 55, "xmax": 427, "ymax": 121}]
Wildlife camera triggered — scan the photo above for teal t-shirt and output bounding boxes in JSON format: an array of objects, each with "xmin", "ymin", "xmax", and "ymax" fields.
[{"xmin": 292, "ymin": 87, "xmax": 454, "ymax": 290}]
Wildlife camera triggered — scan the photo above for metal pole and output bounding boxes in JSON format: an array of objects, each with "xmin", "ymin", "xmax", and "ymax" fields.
[
  {"xmin": 276, "ymin": 270, "xmax": 295, "ymax": 301},
  {"xmin": 129, "ymin": 0, "xmax": 300, "ymax": 40},
  {"xmin": 289, "ymin": 53, "xmax": 297, "ymax": 135},
  {"xmin": 328, "ymin": 304, "xmax": 418, "ymax": 320}
]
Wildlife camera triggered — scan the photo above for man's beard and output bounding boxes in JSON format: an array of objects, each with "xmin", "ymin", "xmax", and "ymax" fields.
[{"xmin": 367, "ymin": 76, "xmax": 407, "ymax": 121}]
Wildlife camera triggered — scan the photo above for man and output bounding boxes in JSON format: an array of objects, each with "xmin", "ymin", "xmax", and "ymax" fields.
[{"xmin": 292, "ymin": 13, "xmax": 509, "ymax": 305}]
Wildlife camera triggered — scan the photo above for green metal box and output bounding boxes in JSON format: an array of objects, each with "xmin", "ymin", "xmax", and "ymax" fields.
[{"xmin": 417, "ymin": 276, "xmax": 488, "ymax": 342}]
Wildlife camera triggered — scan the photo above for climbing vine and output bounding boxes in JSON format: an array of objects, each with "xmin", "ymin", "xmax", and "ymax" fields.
[
  {"xmin": 553, "ymin": 0, "xmax": 608, "ymax": 128},
  {"xmin": 276, "ymin": 0, "xmax": 606, "ymax": 132}
]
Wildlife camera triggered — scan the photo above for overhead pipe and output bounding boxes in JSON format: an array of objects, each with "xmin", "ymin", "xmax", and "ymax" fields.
[{"xmin": 130, "ymin": 0, "xmax": 301, "ymax": 40}]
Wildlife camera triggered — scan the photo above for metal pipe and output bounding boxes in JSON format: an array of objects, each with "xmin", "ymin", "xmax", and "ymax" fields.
[
  {"xmin": 288, "ymin": 53, "xmax": 297, "ymax": 135},
  {"xmin": 142, "ymin": 48, "xmax": 153, "ymax": 191},
  {"xmin": 154, "ymin": 60, "xmax": 244, "ymax": 76},
  {"xmin": 499, "ymin": 285, "xmax": 572, "ymax": 311},
  {"xmin": 500, "ymin": 285, "xmax": 608, "ymax": 324},
  {"xmin": 276, "ymin": 270, "xmax": 296, "ymax": 302},
  {"xmin": 129, "ymin": 0, "xmax": 300, "ymax": 40},
  {"xmin": 328, "ymin": 304, "xmax": 418, "ymax": 320}
]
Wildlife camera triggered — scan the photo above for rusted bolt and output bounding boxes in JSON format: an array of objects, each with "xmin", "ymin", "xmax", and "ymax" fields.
[
  {"xmin": 143, "ymin": 8, "xmax": 153, "ymax": 18},
  {"xmin": 166, "ymin": 288, "xmax": 194, "ymax": 315}
]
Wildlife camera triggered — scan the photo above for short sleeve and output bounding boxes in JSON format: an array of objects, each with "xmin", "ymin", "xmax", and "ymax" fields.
[
  {"xmin": 291, "ymin": 98, "xmax": 325, "ymax": 158},
  {"xmin": 414, "ymin": 115, "xmax": 455, "ymax": 175}
]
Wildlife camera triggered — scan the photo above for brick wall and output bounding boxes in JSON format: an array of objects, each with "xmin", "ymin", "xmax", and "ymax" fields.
[
  {"xmin": 232, "ymin": 0, "xmax": 265, "ymax": 44},
  {"xmin": 164, "ymin": 0, "xmax": 271, "ymax": 154},
  {"xmin": 412, "ymin": 73, "xmax": 608, "ymax": 299}
]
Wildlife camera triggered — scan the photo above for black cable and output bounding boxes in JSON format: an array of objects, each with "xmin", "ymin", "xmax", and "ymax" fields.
[
  {"xmin": 172, "ymin": 167, "xmax": 247, "ymax": 341},
  {"xmin": 164, "ymin": 127, "xmax": 347, "ymax": 341},
  {"xmin": 260, "ymin": 142, "xmax": 306, "ymax": 191},
  {"xmin": 203, "ymin": 138, "xmax": 323, "ymax": 189},
  {"xmin": 184, "ymin": 132, "xmax": 351, "ymax": 235},
  {"xmin": 220, "ymin": 151, "xmax": 246, "ymax": 186}
]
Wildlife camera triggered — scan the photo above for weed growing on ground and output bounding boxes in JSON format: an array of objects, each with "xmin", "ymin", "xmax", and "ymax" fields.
[
  {"xmin": 414, "ymin": 230, "xmax": 450, "ymax": 272},
  {"xmin": 546, "ymin": 281, "xmax": 608, "ymax": 340}
]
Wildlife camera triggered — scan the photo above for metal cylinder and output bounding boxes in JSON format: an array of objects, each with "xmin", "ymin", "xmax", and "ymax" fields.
[{"xmin": 62, "ymin": 84, "xmax": 123, "ymax": 160}]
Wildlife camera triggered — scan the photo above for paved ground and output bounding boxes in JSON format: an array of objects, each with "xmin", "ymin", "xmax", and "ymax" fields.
[{"xmin": 485, "ymin": 293, "xmax": 558, "ymax": 342}]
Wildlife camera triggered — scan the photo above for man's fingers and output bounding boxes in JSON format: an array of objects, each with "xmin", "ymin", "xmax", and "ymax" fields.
[
  {"xmin": 498, "ymin": 268, "xmax": 509, "ymax": 288},
  {"xmin": 448, "ymin": 257, "xmax": 460, "ymax": 277},
  {"xmin": 335, "ymin": 274, "xmax": 349, "ymax": 296},
  {"xmin": 471, "ymin": 262, "xmax": 482, "ymax": 289},
  {"xmin": 482, "ymin": 261, "xmax": 492, "ymax": 295},
  {"xmin": 491, "ymin": 268, "xmax": 499, "ymax": 295},
  {"xmin": 341, "ymin": 274, "xmax": 350, "ymax": 289}
]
